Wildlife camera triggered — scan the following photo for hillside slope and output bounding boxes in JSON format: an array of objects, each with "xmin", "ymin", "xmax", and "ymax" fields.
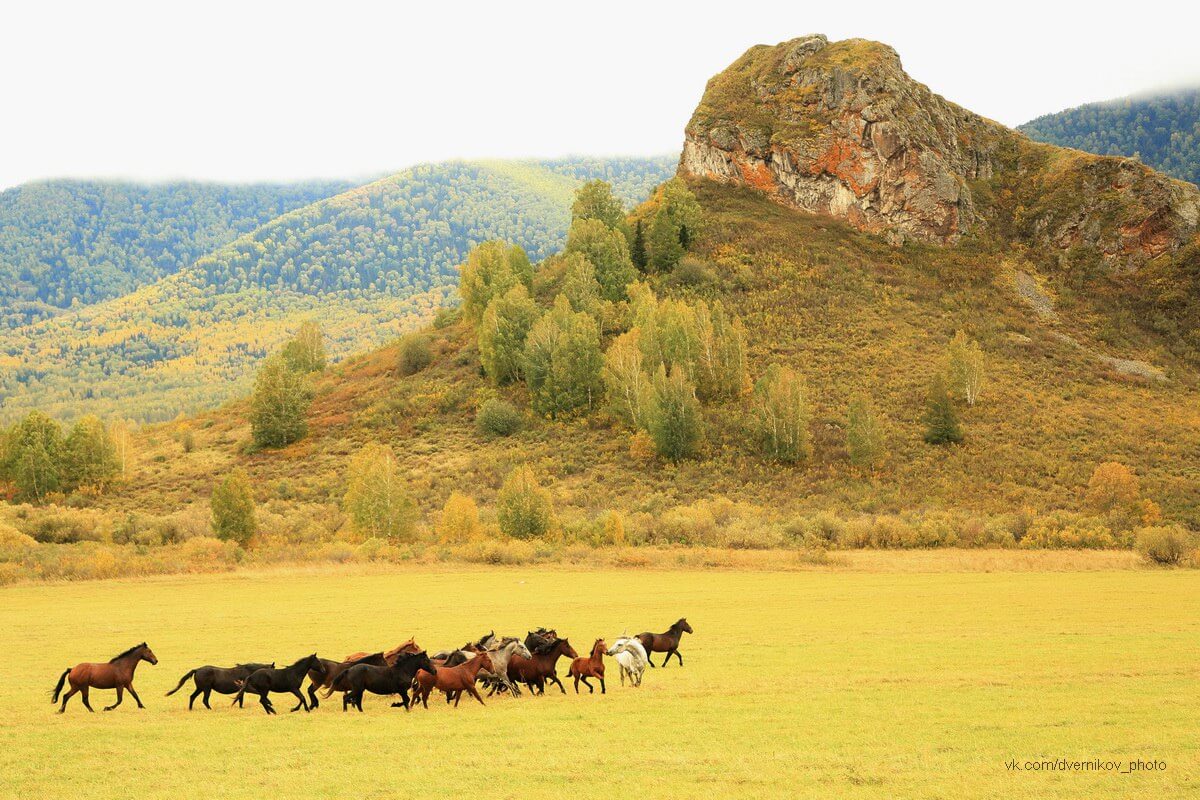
[
  {"xmin": 0, "ymin": 179, "xmax": 356, "ymax": 326},
  {"xmin": 1020, "ymin": 88, "xmax": 1200, "ymax": 186},
  {"xmin": 0, "ymin": 157, "xmax": 674, "ymax": 423}
]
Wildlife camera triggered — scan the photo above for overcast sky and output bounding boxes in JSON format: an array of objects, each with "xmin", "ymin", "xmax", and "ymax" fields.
[{"xmin": 3, "ymin": 0, "xmax": 1198, "ymax": 190}]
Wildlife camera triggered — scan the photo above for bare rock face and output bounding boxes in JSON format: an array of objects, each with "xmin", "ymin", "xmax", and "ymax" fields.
[{"xmin": 681, "ymin": 35, "xmax": 1200, "ymax": 265}]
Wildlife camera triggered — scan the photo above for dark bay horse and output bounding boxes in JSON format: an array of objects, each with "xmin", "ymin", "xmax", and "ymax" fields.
[
  {"xmin": 309, "ymin": 652, "xmax": 387, "ymax": 708},
  {"xmin": 51, "ymin": 642, "xmax": 158, "ymax": 713},
  {"xmin": 414, "ymin": 651, "xmax": 493, "ymax": 708},
  {"xmin": 637, "ymin": 618, "xmax": 693, "ymax": 667},
  {"xmin": 232, "ymin": 654, "xmax": 325, "ymax": 714},
  {"xmin": 338, "ymin": 651, "xmax": 435, "ymax": 712},
  {"xmin": 165, "ymin": 662, "xmax": 274, "ymax": 709},
  {"xmin": 507, "ymin": 638, "xmax": 577, "ymax": 695},
  {"xmin": 567, "ymin": 639, "xmax": 607, "ymax": 694}
]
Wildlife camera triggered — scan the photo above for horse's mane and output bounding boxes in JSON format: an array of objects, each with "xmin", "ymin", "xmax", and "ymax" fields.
[
  {"xmin": 473, "ymin": 630, "xmax": 495, "ymax": 648},
  {"xmin": 109, "ymin": 642, "xmax": 146, "ymax": 662},
  {"xmin": 349, "ymin": 651, "xmax": 384, "ymax": 665}
]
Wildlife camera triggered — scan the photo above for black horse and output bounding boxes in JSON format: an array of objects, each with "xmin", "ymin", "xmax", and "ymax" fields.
[
  {"xmin": 524, "ymin": 628, "xmax": 558, "ymax": 654},
  {"xmin": 338, "ymin": 651, "xmax": 436, "ymax": 712},
  {"xmin": 306, "ymin": 652, "xmax": 387, "ymax": 710},
  {"xmin": 232, "ymin": 655, "xmax": 325, "ymax": 714},
  {"xmin": 165, "ymin": 662, "xmax": 275, "ymax": 709}
]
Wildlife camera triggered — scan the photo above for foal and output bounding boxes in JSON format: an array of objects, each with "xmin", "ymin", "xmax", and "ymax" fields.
[
  {"xmin": 636, "ymin": 618, "xmax": 693, "ymax": 667},
  {"xmin": 165, "ymin": 662, "xmax": 274, "ymax": 709},
  {"xmin": 413, "ymin": 651, "xmax": 493, "ymax": 708},
  {"xmin": 567, "ymin": 639, "xmax": 607, "ymax": 694},
  {"xmin": 52, "ymin": 642, "xmax": 158, "ymax": 713}
]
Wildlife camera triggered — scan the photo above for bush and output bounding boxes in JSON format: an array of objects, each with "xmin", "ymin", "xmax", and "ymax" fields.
[
  {"xmin": 1021, "ymin": 511, "xmax": 1118, "ymax": 549},
  {"xmin": 476, "ymin": 399, "xmax": 523, "ymax": 438},
  {"xmin": 398, "ymin": 334, "xmax": 434, "ymax": 376},
  {"xmin": 496, "ymin": 466, "xmax": 554, "ymax": 539},
  {"xmin": 180, "ymin": 537, "xmax": 241, "ymax": 568},
  {"xmin": 1136, "ymin": 525, "xmax": 1193, "ymax": 565},
  {"xmin": 433, "ymin": 307, "xmax": 462, "ymax": 329}
]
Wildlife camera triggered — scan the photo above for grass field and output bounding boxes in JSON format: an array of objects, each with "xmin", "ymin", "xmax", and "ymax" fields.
[{"xmin": 1, "ymin": 562, "xmax": 1197, "ymax": 799}]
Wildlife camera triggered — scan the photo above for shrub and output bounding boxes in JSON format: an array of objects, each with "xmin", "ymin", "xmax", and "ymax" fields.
[
  {"xmin": 211, "ymin": 469, "xmax": 256, "ymax": 546},
  {"xmin": 180, "ymin": 536, "xmax": 240, "ymax": 568},
  {"xmin": 437, "ymin": 492, "xmax": 482, "ymax": 543},
  {"xmin": 398, "ymin": 334, "xmax": 434, "ymax": 376},
  {"xmin": 496, "ymin": 466, "xmax": 554, "ymax": 540},
  {"xmin": 476, "ymin": 399, "xmax": 523, "ymax": 438},
  {"xmin": 1136, "ymin": 525, "xmax": 1193, "ymax": 565},
  {"xmin": 1021, "ymin": 511, "xmax": 1117, "ymax": 549},
  {"xmin": 1085, "ymin": 462, "xmax": 1140, "ymax": 512},
  {"xmin": 433, "ymin": 306, "xmax": 462, "ymax": 329},
  {"xmin": 922, "ymin": 373, "xmax": 963, "ymax": 445}
]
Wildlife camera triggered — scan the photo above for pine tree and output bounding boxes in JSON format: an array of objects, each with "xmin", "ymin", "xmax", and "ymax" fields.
[
  {"xmin": 751, "ymin": 365, "xmax": 811, "ymax": 463},
  {"xmin": 343, "ymin": 444, "xmax": 416, "ymax": 542},
  {"xmin": 458, "ymin": 240, "xmax": 533, "ymax": 325},
  {"xmin": 281, "ymin": 319, "xmax": 326, "ymax": 373},
  {"xmin": 923, "ymin": 374, "xmax": 963, "ymax": 444},
  {"xmin": 647, "ymin": 364, "xmax": 703, "ymax": 461},
  {"xmin": 496, "ymin": 465, "xmax": 554, "ymax": 539},
  {"xmin": 648, "ymin": 206, "xmax": 685, "ymax": 272},
  {"xmin": 211, "ymin": 468, "xmax": 256, "ymax": 546},
  {"xmin": 846, "ymin": 394, "xmax": 885, "ymax": 469},
  {"xmin": 524, "ymin": 296, "xmax": 604, "ymax": 419},
  {"xmin": 630, "ymin": 218, "xmax": 648, "ymax": 271},
  {"xmin": 249, "ymin": 354, "xmax": 312, "ymax": 448},
  {"xmin": 479, "ymin": 285, "xmax": 540, "ymax": 384}
]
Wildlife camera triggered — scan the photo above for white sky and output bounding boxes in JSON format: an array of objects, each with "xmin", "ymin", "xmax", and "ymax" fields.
[{"xmin": 3, "ymin": 0, "xmax": 1199, "ymax": 190}]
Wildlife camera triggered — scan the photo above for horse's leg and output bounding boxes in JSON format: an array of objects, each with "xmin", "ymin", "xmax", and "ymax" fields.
[
  {"xmin": 188, "ymin": 687, "xmax": 200, "ymax": 710},
  {"xmin": 599, "ymin": 676, "xmax": 606, "ymax": 694},
  {"xmin": 580, "ymin": 676, "xmax": 593, "ymax": 693},
  {"xmin": 289, "ymin": 689, "xmax": 307, "ymax": 712},
  {"xmin": 258, "ymin": 691, "xmax": 273, "ymax": 714},
  {"xmin": 58, "ymin": 686, "xmax": 77, "ymax": 713},
  {"xmin": 550, "ymin": 674, "xmax": 566, "ymax": 694},
  {"xmin": 307, "ymin": 682, "xmax": 320, "ymax": 710},
  {"xmin": 104, "ymin": 686, "xmax": 124, "ymax": 711},
  {"xmin": 673, "ymin": 649, "xmax": 683, "ymax": 666},
  {"xmin": 452, "ymin": 690, "xmax": 462, "ymax": 708},
  {"xmin": 397, "ymin": 689, "xmax": 410, "ymax": 710},
  {"xmin": 467, "ymin": 685, "xmax": 485, "ymax": 706},
  {"xmin": 127, "ymin": 684, "xmax": 145, "ymax": 709},
  {"xmin": 80, "ymin": 687, "xmax": 95, "ymax": 712},
  {"xmin": 203, "ymin": 688, "xmax": 213, "ymax": 709}
]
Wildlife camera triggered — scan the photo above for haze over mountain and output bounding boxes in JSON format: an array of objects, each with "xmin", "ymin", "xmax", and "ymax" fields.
[
  {"xmin": 1019, "ymin": 87, "xmax": 1200, "ymax": 186},
  {"xmin": 0, "ymin": 157, "xmax": 674, "ymax": 423}
]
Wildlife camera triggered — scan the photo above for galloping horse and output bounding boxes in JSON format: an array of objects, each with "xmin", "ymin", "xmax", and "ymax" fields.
[
  {"xmin": 165, "ymin": 662, "xmax": 274, "ymax": 709},
  {"xmin": 606, "ymin": 637, "xmax": 648, "ymax": 686},
  {"xmin": 51, "ymin": 642, "xmax": 158, "ymax": 713},
  {"xmin": 636, "ymin": 618, "xmax": 693, "ymax": 667},
  {"xmin": 477, "ymin": 638, "xmax": 533, "ymax": 697},
  {"xmin": 524, "ymin": 628, "xmax": 557, "ymax": 654},
  {"xmin": 232, "ymin": 655, "xmax": 325, "ymax": 714},
  {"xmin": 309, "ymin": 652, "xmax": 387, "ymax": 708},
  {"xmin": 507, "ymin": 638, "xmax": 578, "ymax": 695},
  {"xmin": 413, "ymin": 651, "xmax": 494, "ymax": 708},
  {"xmin": 567, "ymin": 639, "xmax": 607, "ymax": 694},
  {"xmin": 338, "ymin": 651, "xmax": 435, "ymax": 712}
]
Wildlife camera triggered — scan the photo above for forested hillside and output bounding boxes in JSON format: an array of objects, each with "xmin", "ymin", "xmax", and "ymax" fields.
[
  {"xmin": 1020, "ymin": 88, "xmax": 1200, "ymax": 185},
  {"xmin": 0, "ymin": 179, "xmax": 356, "ymax": 326},
  {"xmin": 0, "ymin": 157, "xmax": 674, "ymax": 423}
]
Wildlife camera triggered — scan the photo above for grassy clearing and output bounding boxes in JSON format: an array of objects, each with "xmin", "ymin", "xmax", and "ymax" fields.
[{"xmin": 1, "ymin": 561, "xmax": 1197, "ymax": 798}]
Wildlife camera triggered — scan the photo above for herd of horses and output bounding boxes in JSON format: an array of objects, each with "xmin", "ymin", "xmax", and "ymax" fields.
[{"xmin": 50, "ymin": 618, "xmax": 694, "ymax": 714}]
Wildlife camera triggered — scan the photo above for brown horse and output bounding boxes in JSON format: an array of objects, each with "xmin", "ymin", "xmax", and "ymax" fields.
[
  {"xmin": 567, "ymin": 639, "xmax": 607, "ymax": 694},
  {"xmin": 507, "ymin": 638, "xmax": 578, "ymax": 695},
  {"xmin": 342, "ymin": 637, "xmax": 420, "ymax": 665},
  {"xmin": 51, "ymin": 642, "xmax": 158, "ymax": 713},
  {"xmin": 636, "ymin": 618, "xmax": 693, "ymax": 667},
  {"xmin": 413, "ymin": 651, "xmax": 493, "ymax": 708}
]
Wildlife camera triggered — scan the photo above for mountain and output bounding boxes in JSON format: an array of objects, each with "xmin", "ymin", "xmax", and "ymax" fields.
[
  {"xmin": 680, "ymin": 35, "xmax": 1200, "ymax": 358},
  {"xmin": 1019, "ymin": 88, "xmax": 1200, "ymax": 186},
  {"xmin": 0, "ymin": 179, "xmax": 357, "ymax": 327},
  {"xmin": 83, "ymin": 36, "xmax": 1200, "ymax": 545},
  {"xmin": 0, "ymin": 157, "xmax": 675, "ymax": 423}
]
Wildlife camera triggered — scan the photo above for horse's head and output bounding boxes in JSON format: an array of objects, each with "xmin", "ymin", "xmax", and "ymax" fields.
[
  {"xmin": 593, "ymin": 639, "xmax": 607, "ymax": 657},
  {"xmin": 557, "ymin": 639, "xmax": 579, "ymax": 660},
  {"xmin": 403, "ymin": 650, "xmax": 436, "ymax": 676},
  {"xmin": 677, "ymin": 618, "xmax": 694, "ymax": 635},
  {"xmin": 304, "ymin": 654, "xmax": 326, "ymax": 678},
  {"xmin": 475, "ymin": 651, "xmax": 494, "ymax": 673},
  {"xmin": 139, "ymin": 643, "xmax": 158, "ymax": 665},
  {"xmin": 511, "ymin": 640, "xmax": 533, "ymax": 659}
]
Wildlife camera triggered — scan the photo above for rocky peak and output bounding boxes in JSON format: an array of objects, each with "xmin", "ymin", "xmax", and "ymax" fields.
[{"xmin": 681, "ymin": 35, "xmax": 1200, "ymax": 266}]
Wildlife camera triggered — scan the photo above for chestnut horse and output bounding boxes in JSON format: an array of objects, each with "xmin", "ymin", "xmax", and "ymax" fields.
[
  {"xmin": 51, "ymin": 642, "xmax": 158, "ymax": 713},
  {"xmin": 413, "ymin": 651, "xmax": 493, "ymax": 708},
  {"xmin": 636, "ymin": 618, "xmax": 693, "ymax": 667},
  {"xmin": 507, "ymin": 638, "xmax": 578, "ymax": 695},
  {"xmin": 567, "ymin": 639, "xmax": 607, "ymax": 694},
  {"xmin": 342, "ymin": 637, "xmax": 420, "ymax": 665}
]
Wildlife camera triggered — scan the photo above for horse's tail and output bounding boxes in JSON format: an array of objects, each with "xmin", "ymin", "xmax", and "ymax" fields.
[
  {"xmin": 231, "ymin": 684, "xmax": 247, "ymax": 707},
  {"xmin": 323, "ymin": 671, "xmax": 348, "ymax": 698},
  {"xmin": 51, "ymin": 669, "xmax": 70, "ymax": 703},
  {"xmin": 164, "ymin": 669, "xmax": 196, "ymax": 696}
]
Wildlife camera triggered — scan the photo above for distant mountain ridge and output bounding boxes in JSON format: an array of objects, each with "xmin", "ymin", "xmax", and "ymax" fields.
[
  {"xmin": 0, "ymin": 179, "xmax": 357, "ymax": 327},
  {"xmin": 1020, "ymin": 88, "xmax": 1200, "ymax": 186},
  {"xmin": 0, "ymin": 157, "xmax": 675, "ymax": 423}
]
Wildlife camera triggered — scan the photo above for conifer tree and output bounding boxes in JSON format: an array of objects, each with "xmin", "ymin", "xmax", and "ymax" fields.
[
  {"xmin": 923, "ymin": 374, "xmax": 963, "ymax": 444},
  {"xmin": 630, "ymin": 218, "xmax": 648, "ymax": 271}
]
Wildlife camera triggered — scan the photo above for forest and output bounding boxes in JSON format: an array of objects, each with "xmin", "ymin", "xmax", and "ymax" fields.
[{"xmin": 1020, "ymin": 87, "xmax": 1200, "ymax": 185}]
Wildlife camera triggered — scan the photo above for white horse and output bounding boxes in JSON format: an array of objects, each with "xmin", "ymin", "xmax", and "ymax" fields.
[
  {"xmin": 478, "ymin": 638, "xmax": 532, "ymax": 697},
  {"xmin": 606, "ymin": 636, "xmax": 648, "ymax": 687}
]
